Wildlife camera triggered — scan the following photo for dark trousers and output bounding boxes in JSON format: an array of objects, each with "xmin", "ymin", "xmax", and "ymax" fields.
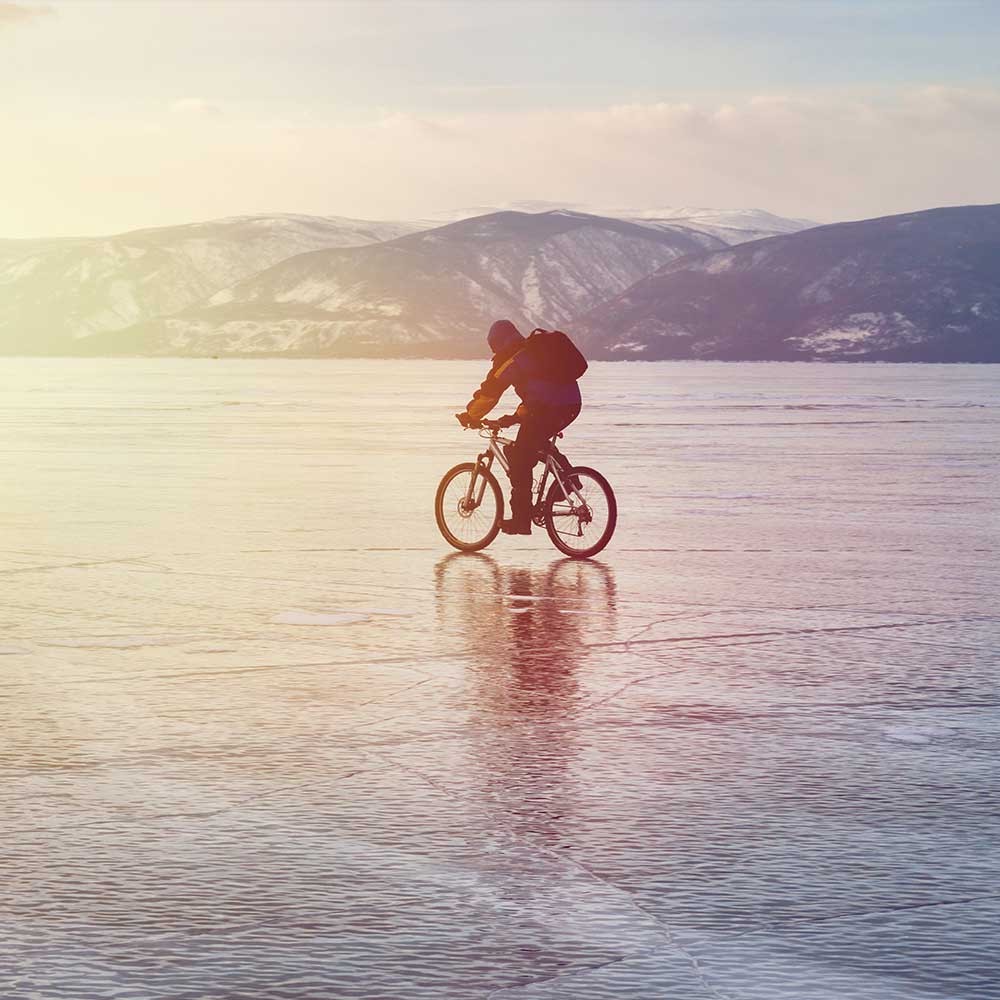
[{"xmin": 508, "ymin": 404, "xmax": 581, "ymax": 522}]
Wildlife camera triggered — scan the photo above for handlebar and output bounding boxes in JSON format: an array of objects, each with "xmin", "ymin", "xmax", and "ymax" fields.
[{"xmin": 455, "ymin": 413, "xmax": 519, "ymax": 431}]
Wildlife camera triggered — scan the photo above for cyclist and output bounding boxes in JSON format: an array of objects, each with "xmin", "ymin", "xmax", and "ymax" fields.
[{"xmin": 457, "ymin": 320, "xmax": 581, "ymax": 535}]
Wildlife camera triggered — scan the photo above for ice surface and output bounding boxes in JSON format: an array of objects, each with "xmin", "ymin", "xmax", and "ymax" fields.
[
  {"xmin": 1, "ymin": 358, "xmax": 998, "ymax": 998},
  {"xmin": 273, "ymin": 610, "xmax": 414, "ymax": 626}
]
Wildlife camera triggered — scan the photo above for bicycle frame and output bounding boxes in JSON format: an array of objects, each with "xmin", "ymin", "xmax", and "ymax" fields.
[{"xmin": 463, "ymin": 427, "xmax": 581, "ymax": 516}]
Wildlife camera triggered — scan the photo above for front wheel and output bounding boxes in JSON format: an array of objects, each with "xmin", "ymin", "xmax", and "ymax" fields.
[
  {"xmin": 544, "ymin": 466, "xmax": 617, "ymax": 559},
  {"xmin": 435, "ymin": 462, "xmax": 503, "ymax": 552}
]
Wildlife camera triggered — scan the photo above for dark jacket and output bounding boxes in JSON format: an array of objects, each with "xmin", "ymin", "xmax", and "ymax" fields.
[{"xmin": 466, "ymin": 340, "xmax": 582, "ymax": 421}]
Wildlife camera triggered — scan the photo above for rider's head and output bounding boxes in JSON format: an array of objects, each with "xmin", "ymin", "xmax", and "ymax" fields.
[{"xmin": 487, "ymin": 319, "xmax": 524, "ymax": 359}]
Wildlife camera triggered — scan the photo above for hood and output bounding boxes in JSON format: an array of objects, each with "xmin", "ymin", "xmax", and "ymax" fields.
[{"xmin": 487, "ymin": 319, "xmax": 524, "ymax": 357}]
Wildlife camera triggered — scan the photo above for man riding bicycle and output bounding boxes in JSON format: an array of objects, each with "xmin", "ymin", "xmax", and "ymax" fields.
[{"xmin": 457, "ymin": 320, "xmax": 582, "ymax": 536}]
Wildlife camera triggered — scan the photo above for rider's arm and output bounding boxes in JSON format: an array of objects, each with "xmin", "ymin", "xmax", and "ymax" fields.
[
  {"xmin": 464, "ymin": 352, "xmax": 522, "ymax": 420},
  {"xmin": 467, "ymin": 395, "xmax": 497, "ymax": 421}
]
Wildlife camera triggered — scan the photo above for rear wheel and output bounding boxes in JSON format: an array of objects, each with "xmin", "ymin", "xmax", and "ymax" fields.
[
  {"xmin": 544, "ymin": 466, "xmax": 617, "ymax": 559},
  {"xmin": 435, "ymin": 462, "xmax": 503, "ymax": 552}
]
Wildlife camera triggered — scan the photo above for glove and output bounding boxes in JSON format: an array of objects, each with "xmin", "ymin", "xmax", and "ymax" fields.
[
  {"xmin": 497, "ymin": 413, "xmax": 520, "ymax": 428},
  {"xmin": 456, "ymin": 412, "xmax": 470, "ymax": 427}
]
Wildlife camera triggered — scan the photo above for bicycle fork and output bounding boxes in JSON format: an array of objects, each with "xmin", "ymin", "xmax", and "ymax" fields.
[{"xmin": 463, "ymin": 450, "xmax": 495, "ymax": 511}]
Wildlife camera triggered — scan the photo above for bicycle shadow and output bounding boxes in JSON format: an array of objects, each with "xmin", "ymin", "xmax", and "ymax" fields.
[{"xmin": 433, "ymin": 552, "xmax": 618, "ymax": 842}]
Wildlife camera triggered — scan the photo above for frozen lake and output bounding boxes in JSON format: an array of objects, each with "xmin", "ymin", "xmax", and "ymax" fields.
[{"xmin": 2, "ymin": 358, "xmax": 999, "ymax": 999}]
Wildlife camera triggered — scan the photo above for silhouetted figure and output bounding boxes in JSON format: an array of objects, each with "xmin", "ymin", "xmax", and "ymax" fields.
[{"xmin": 457, "ymin": 320, "xmax": 583, "ymax": 535}]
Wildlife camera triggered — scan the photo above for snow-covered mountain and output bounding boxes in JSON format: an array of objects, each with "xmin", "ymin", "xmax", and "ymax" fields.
[
  {"xmin": 87, "ymin": 210, "xmax": 724, "ymax": 357},
  {"xmin": 426, "ymin": 202, "xmax": 815, "ymax": 245},
  {"xmin": 0, "ymin": 215, "xmax": 421, "ymax": 353},
  {"xmin": 577, "ymin": 204, "xmax": 1000, "ymax": 362},
  {"xmin": 622, "ymin": 207, "xmax": 816, "ymax": 245}
]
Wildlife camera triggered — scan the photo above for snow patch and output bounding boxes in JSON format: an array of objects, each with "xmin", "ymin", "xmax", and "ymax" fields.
[
  {"xmin": 276, "ymin": 279, "xmax": 338, "ymax": 305},
  {"xmin": 521, "ymin": 259, "xmax": 544, "ymax": 317},
  {"xmin": 0, "ymin": 256, "xmax": 43, "ymax": 282},
  {"xmin": 786, "ymin": 312, "xmax": 923, "ymax": 356},
  {"xmin": 697, "ymin": 252, "xmax": 737, "ymax": 274}
]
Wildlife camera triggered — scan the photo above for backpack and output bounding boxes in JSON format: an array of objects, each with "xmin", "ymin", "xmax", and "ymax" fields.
[{"xmin": 525, "ymin": 328, "xmax": 588, "ymax": 382}]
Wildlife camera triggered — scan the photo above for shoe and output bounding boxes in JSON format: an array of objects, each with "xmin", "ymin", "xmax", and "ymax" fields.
[{"xmin": 500, "ymin": 517, "xmax": 532, "ymax": 536}]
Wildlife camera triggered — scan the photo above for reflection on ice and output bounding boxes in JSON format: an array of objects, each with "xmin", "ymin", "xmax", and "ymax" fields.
[{"xmin": 2, "ymin": 360, "xmax": 998, "ymax": 998}]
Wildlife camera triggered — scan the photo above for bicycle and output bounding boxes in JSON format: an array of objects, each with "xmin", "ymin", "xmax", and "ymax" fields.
[{"xmin": 435, "ymin": 416, "xmax": 617, "ymax": 559}]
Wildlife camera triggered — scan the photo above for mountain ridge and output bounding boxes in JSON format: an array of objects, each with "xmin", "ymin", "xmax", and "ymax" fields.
[
  {"xmin": 6, "ymin": 203, "xmax": 998, "ymax": 361},
  {"xmin": 83, "ymin": 210, "xmax": 724, "ymax": 357},
  {"xmin": 422, "ymin": 202, "xmax": 816, "ymax": 246},
  {"xmin": 576, "ymin": 203, "xmax": 1000, "ymax": 362},
  {"xmin": 0, "ymin": 214, "xmax": 424, "ymax": 354}
]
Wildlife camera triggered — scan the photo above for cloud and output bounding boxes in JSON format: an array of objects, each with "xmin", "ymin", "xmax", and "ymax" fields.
[
  {"xmin": 5, "ymin": 86, "xmax": 1000, "ymax": 237},
  {"xmin": 306, "ymin": 87, "xmax": 1000, "ymax": 222},
  {"xmin": 0, "ymin": 2, "xmax": 52, "ymax": 27},
  {"xmin": 170, "ymin": 98, "xmax": 224, "ymax": 117}
]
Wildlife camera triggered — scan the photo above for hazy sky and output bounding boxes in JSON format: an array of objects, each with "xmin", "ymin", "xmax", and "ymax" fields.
[{"xmin": 4, "ymin": 0, "xmax": 1000, "ymax": 237}]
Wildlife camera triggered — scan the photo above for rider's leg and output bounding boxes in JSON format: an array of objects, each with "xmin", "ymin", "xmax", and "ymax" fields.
[
  {"xmin": 504, "ymin": 404, "xmax": 582, "ymax": 533},
  {"xmin": 503, "ymin": 418, "xmax": 548, "ymax": 533},
  {"xmin": 542, "ymin": 403, "xmax": 583, "ymax": 500}
]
